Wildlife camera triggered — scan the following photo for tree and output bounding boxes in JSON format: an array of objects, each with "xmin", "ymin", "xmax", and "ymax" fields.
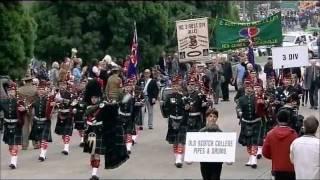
[
  {"xmin": 0, "ymin": 2, "xmax": 37, "ymax": 79},
  {"xmin": 32, "ymin": 1, "xmax": 239, "ymax": 71}
]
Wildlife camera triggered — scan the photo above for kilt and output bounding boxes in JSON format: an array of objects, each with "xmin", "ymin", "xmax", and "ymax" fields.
[
  {"xmin": 29, "ymin": 120, "xmax": 52, "ymax": 142},
  {"xmin": 166, "ymin": 118, "xmax": 187, "ymax": 144},
  {"xmin": 134, "ymin": 106, "xmax": 143, "ymax": 126},
  {"xmin": 258, "ymin": 118, "xmax": 267, "ymax": 145},
  {"xmin": 186, "ymin": 116, "xmax": 203, "ymax": 132},
  {"xmin": 54, "ymin": 116, "xmax": 73, "ymax": 136},
  {"xmin": 2, "ymin": 123, "xmax": 22, "ymax": 145},
  {"xmin": 74, "ymin": 118, "xmax": 86, "ymax": 130},
  {"xmin": 120, "ymin": 115, "xmax": 134, "ymax": 134},
  {"xmin": 83, "ymin": 124, "xmax": 105, "ymax": 155},
  {"xmin": 238, "ymin": 119, "xmax": 262, "ymax": 146},
  {"xmin": 104, "ymin": 122, "xmax": 129, "ymax": 169}
]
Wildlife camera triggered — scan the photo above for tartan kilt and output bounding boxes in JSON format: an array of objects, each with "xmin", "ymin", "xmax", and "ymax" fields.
[
  {"xmin": 54, "ymin": 116, "xmax": 73, "ymax": 136},
  {"xmin": 74, "ymin": 118, "xmax": 86, "ymax": 130},
  {"xmin": 83, "ymin": 124, "xmax": 105, "ymax": 155},
  {"xmin": 120, "ymin": 115, "xmax": 134, "ymax": 134},
  {"xmin": 2, "ymin": 123, "xmax": 22, "ymax": 145},
  {"xmin": 258, "ymin": 118, "xmax": 267, "ymax": 145},
  {"xmin": 238, "ymin": 119, "xmax": 262, "ymax": 146},
  {"xmin": 134, "ymin": 106, "xmax": 143, "ymax": 126},
  {"xmin": 29, "ymin": 120, "xmax": 52, "ymax": 142},
  {"xmin": 186, "ymin": 116, "xmax": 203, "ymax": 132},
  {"xmin": 166, "ymin": 118, "xmax": 187, "ymax": 145},
  {"xmin": 104, "ymin": 123, "xmax": 129, "ymax": 169}
]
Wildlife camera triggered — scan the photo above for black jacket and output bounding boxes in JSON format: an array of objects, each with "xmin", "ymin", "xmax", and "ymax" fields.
[{"xmin": 144, "ymin": 78, "xmax": 159, "ymax": 105}]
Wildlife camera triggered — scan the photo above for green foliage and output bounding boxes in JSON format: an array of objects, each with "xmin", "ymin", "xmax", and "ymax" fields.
[
  {"xmin": 0, "ymin": 2, "xmax": 37, "ymax": 79},
  {"xmin": 32, "ymin": 1, "xmax": 239, "ymax": 71}
]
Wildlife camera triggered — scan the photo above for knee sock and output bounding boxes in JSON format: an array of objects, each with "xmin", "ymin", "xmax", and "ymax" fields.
[{"xmin": 40, "ymin": 140, "xmax": 48, "ymax": 157}]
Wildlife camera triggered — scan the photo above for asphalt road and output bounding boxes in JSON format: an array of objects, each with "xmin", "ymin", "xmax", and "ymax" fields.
[{"xmin": 1, "ymin": 84, "xmax": 319, "ymax": 179}]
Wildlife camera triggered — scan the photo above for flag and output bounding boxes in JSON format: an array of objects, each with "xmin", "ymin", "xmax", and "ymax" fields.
[{"xmin": 127, "ymin": 21, "xmax": 139, "ymax": 79}]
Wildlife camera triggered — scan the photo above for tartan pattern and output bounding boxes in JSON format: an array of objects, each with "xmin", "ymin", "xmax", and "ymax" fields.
[
  {"xmin": 54, "ymin": 117, "xmax": 73, "ymax": 136},
  {"xmin": 74, "ymin": 120, "xmax": 86, "ymax": 130},
  {"xmin": 134, "ymin": 107, "xmax": 143, "ymax": 126},
  {"xmin": 2, "ymin": 123, "xmax": 22, "ymax": 145},
  {"xmin": 83, "ymin": 125, "xmax": 106, "ymax": 155},
  {"xmin": 238, "ymin": 120, "xmax": 263, "ymax": 146},
  {"xmin": 120, "ymin": 115, "xmax": 134, "ymax": 134},
  {"xmin": 29, "ymin": 120, "xmax": 52, "ymax": 142},
  {"xmin": 166, "ymin": 118, "xmax": 187, "ymax": 144},
  {"xmin": 186, "ymin": 116, "xmax": 203, "ymax": 132}
]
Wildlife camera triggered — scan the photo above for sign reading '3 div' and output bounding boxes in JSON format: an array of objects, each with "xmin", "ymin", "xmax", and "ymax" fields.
[{"xmin": 176, "ymin": 17, "xmax": 210, "ymax": 62}]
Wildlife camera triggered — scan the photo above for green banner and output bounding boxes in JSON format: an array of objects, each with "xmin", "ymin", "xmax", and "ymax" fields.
[{"xmin": 213, "ymin": 13, "xmax": 282, "ymax": 50}]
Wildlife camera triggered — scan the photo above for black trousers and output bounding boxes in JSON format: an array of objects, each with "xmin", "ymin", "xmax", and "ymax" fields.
[
  {"xmin": 273, "ymin": 171, "xmax": 295, "ymax": 180},
  {"xmin": 220, "ymin": 81, "xmax": 229, "ymax": 100},
  {"xmin": 309, "ymin": 82, "xmax": 319, "ymax": 107},
  {"xmin": 200, "ymin": 162, "xmax": 222, "ymax": 180}
]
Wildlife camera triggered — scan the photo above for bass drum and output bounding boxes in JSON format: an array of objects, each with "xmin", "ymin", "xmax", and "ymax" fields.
[{"xmin": 159, "ymin": 87, "xmax": 173, "ymax": 118}]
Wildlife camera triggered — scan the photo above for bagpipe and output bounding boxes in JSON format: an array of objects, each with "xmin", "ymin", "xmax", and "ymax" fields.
[
  {"xmin": 46, "ymin": 89, "xmax": 57, "ymax": 120},
  {"xmin": 16, "ymin": 92, "xmax": 27, "ymax": 126}
]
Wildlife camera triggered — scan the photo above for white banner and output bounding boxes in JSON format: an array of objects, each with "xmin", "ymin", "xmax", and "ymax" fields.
[
  {"xmin": 184, "ymin": 132, "xmax": 237, "ymax": 162},
  {"xmin": 176, "ymin": 18, "xmax": 210, "ymax": 63},
  {"xmin": 272, "ymin": 46, "xmax": 309, "ymax": 69}
]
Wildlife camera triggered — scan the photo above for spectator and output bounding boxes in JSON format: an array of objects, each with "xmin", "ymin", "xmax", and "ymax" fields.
[
  {"xmin": 264, "ymin": 57, "xmax": 276, "ymax": 79},
  {"xmin": 304, "ymin": 59, "xmax": 320, "ymax": 110},
  {"xmin": 158, "ymin": 51, "xmax": 167, "ymax": 75},
  {"xmin": 263, "ymin": 110, "xmax": 298, "ymax": 180},
  {"xmin": 142, "ymin": 69, "xmax": 159, "ymax": 129},
  {"xmin": 171, "ymin": 53, "xmax": 179, "ymax": 77},
  {"xmin": 49, "ymin": 61, "xmax": 60, "ymax": 88},
  {"xmin": 72, "ymin": 62, "xmax": 82, "ymax": 85},
  {"xmin": 290, "ymin": 115, "xmax": 320, "ymax": 180},
  {"xmin": 233, "ymin": 56, "xmax": 246, "ymax": 91},
  {"xmin": 317, "ymin": 34, "xmax": 320, "ymax": 58},
  {"xmin": 99, "ymin": 60, "xmax": 109, "ymax": 91},
  {"xmin": 220, "ymin": 56, "xmax": 232, "ymax": 101},
  {"xmin": 88, "ymin": 60, "xmax": 100, "ymax": 79},
  {"xmin": 37, "ymin": 62, "xmax": 49, "ymax": 81},
  {"xmin": 207, "ymin": 58, "xmax": 223, "ymax": 104}
]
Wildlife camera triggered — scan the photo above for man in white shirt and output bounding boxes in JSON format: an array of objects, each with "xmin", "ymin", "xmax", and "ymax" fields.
[
  {"xmin": 143, "ymin": 69, "xmax": 159, "ymax": 129},
  {"xmin": 290, "ymin": 115, "xmax": 320, "ymax": 180}
]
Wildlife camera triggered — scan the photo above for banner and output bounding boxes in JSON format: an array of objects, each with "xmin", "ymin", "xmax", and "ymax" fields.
[
  {"xmin": 184, "ymin": 132, "xmax": 237, "ymax": 162},
  {"xmin": 213, "ymin": 13, "xmax": 282, "ymax": 50},
  {"xmin": 176, "ymin": 17, "xmax": 210, "ymax": 62},
  {"xmin": 272, "ymin": 45, "xmax": 309, "ymax": 69}
]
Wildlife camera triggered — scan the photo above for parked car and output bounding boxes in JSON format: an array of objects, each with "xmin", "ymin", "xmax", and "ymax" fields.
[
  {"xmin": 308, "ymin": 40, "xmax": 319, "ymax": 58},
  {"xmin": 282, "ymin": 32, "xmax": 316, "ymax": 47}
]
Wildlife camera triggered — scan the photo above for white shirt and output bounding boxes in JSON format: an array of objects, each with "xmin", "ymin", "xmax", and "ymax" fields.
[
  {"xmin": 92, "ymin": 66, "xmax": 100, "ymax": 77},
  {"xmin": 290, "ymin": 136, "xmax": 320, "ymax": 180},
  {"xmin": 143, "ymin": 78, "xmax": 152, "ymax": 96}
]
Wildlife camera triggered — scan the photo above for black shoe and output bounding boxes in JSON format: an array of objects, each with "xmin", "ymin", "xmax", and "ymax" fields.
[
  {"xmin": 90, "ymin": 175, "xmax": 99, "ymax": 180},
  {"xmin": 38, "ymin": 156, "xmax": 45, "ymax": 162},
  {"xmin": 132, "ymin": 140, "xmax": 135, "ymax": 146},
  {"xmin": 61, "ymin": 150, "xmax": 69, "ymax": 155},
  {"xmin": 314, "ymin": 107, "xmax": 318, "ymax": 110},
  {"xmin": 79, "ymin": 142, "xmax": 85, "ymax": 147},
  {"xmin": 139, "ymin": 127, "xmax": 143, "ymax": 131},
  {"xmin": 175, "ymin": 163, "xmax": 183, "ymax": 168},
  {"xmin": 128, "ymin": 150, "xmax": 131, "ymax": 155},
  {"xmin": 257, "ymin": 154, "xmax": 262, "ymax": 159},
  {"xmin": 310, "ymin": 106, "xmax": 314, "ymax": 109},
  {"xmin": 222, "ymin": 99, "xmax": 230, "ymax": 102},
  {"xmin": 302, "ymin": 103, "xmax": 304, "ymax": 106},
  {"xmin": 148, "ymin": 127, "xmax": 153, "ymax": 130},
  {"xmin": 9, "ymin": 164, "xmax": 16, "ymax": 169},
  {"xmin": 251, "ymin": 164, "xmax": 257, "ymax": 169}
]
